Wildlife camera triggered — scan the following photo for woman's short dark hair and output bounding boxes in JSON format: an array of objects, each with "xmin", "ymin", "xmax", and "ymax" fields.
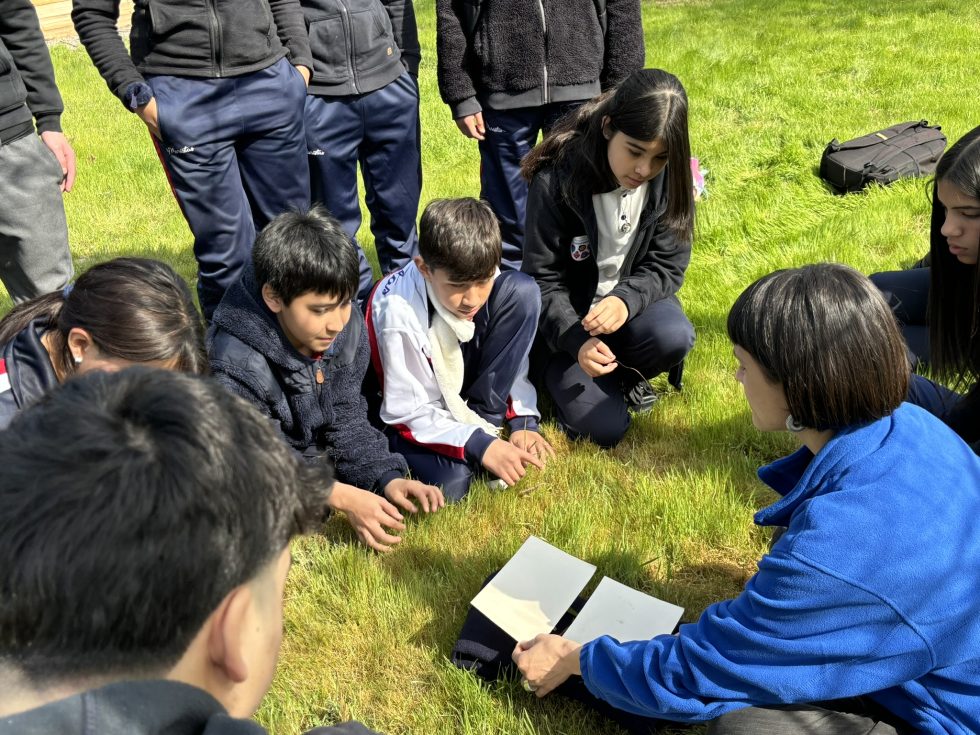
[
  {"xmin": 928, "ymin": 125, "xmax": 980, "ymax": 388},
  {"xmin": 521, "ymin": 68, "xmax": 694, "ymax": 245},
  {"xmin": 418, "ymin": 198, "xmax": 501, "ymax": 282},
  {"xmin": 0, "ymin": 368, "xmax": 331, "ymax": 684},
  {"xmin": 727, "ymin": 263, "xmax": 909, "ymax": 430},
  {"xmin": 252, "ymin": 206, "xmax": 360, "ymax": 304},
  {"xmin": 0, "ymin": 257, "xmax": 207, "ymax": 377}
]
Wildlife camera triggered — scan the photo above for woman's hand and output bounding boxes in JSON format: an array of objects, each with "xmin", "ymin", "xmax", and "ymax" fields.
[
  {"xmin": 582, "ymin": 296, "xmax": 628, "ymax": 336},
  {"xmin": 577, "ymin": 337, "xmax": 617, "ymax": 378},
  {"xmin": 512, "ymin": 634, "xmax": 583, "ymax": 697}
]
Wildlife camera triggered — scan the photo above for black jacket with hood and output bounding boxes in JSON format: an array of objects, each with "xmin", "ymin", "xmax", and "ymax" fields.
[
  {"xmin": 207, "ymin": 266, "xmax": 407, "ymax": 493},
  {"xmin": 0, "ymin": 1, "xmax": 65, "ymax": 142},
  {"xmin": 0, "ymin": 319, "xmax": 58, "ymax": 431},
  {"xmin": 520, "ymin": 163, "xmax": 692, "ymax": 358},
  {"xmin": 0, "ymin": 680, "xmax": 379, "ymax": 735},
  {"xmin": 435, "ymin": 0, "xmax": 644, "ymax": 119},
  {"xmin": 302, "ymin": 0, "xmax": 420, "ymax": 97},
  {"xmin": 72, "ymin": 0, "xmax": 314, "ymax": 106}
]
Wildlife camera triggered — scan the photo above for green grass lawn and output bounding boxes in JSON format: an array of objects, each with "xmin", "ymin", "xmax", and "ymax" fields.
[{"xmin": 19, "ymin": 0, "xmax": 980, "ymax": 732}]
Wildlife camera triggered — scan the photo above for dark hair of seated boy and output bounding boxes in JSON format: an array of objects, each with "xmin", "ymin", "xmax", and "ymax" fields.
[
  {"xmin": 366, "ymin": 198, "xmax": 555, "ymax": 502},
  {"xmin": 208, "ymin": 206, "xmax": 443, "ymax": 553},
  {"xmin": 0, "ymin": 368, "xmax": 378, "ymax": 735}
]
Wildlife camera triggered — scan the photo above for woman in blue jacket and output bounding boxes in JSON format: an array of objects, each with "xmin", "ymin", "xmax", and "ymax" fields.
[
  {"xmin": 514, "ymin": 264, "xmax": 980, "ymax": 734},
  {"xmin": 0, "ymin": 257, "xmax": 207, "ymax": 429}
]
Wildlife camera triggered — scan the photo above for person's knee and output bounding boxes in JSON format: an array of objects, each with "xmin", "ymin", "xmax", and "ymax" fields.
[
  {"xmin": 559, "ymin": 407, "xmax": 629, "ymax": 448},
  {"xmin": 493, "ymin": 270, "xmax": 541, "ymax": 318},
  {"xmin": 625, "ymin": 316, "xmax": 694, "ymax": 373},
  {"xmin": 438, "ymin": 465, "xmax": 474, "ymax": 503},
  {"xmin": 705, "ymin": 707, "xmax": 764, "ymax": 735}
]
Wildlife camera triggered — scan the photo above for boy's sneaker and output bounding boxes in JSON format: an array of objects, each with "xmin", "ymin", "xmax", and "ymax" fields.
[{"xmin": 624, "ymin": 380, "xmax": 659, "ymax": 413}]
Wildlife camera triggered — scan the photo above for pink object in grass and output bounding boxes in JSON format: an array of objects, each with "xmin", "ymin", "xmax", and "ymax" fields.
[{"xmin": 691, "ymin": 156, "xmax": 707, "ymax": 200}]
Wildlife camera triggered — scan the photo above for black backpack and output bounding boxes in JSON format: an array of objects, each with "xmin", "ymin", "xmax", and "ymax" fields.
[{"xmin": 819, "ymin": 121, "xmax": 947, "ymax": 194}]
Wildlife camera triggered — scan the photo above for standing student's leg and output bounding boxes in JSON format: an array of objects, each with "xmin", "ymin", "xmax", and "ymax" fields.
[
  {"xmin": 542, "ymin": 351, "xmax": 630, "ymax": 447},
  {"xmin": 360, "ymin": 72, "xmax": 422, "ymax": 278},
  {"xmin": 305, "ymin": 91, "xmax": 375, "ymax": 303},
  {"xmin": 462, "ymin": 271, "xmax": 540, "ymax": 425},
  {"xmin": 605, "ymin": 296, "xmax": 695, "ymax": 382},
  {"xmin": 707, "ymin": 700, "xmax": 904, "ymax": 735},
  {"xmin": 147, "ymin": 74, "xmax": 256, "ymax": 319},
  {"xmin": 870, "ymin": 268, "xmax": 930, "ymax": 366},
  {"xmin": 234, "ymin": 58, "xmax": 311, "ymax": 229},
  {"xmin": 478, "ymin": 106, "xmax": 545, "ymax": 271},
  {"xmin": 388, "ymin": 431, "xmax": 474, "ymax": 502},
  {"xmin": 541, "ymin": 100, "xmax": 583, "ymax": 135},
  {"xmin": 0, "ymin": 133, "xmax": 73, "ymax": 302}
]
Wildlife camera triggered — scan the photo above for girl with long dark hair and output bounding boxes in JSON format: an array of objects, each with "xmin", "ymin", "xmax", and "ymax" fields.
[
  {"xmin": 520, "ymin": 68, "xmax": 696, "ymax": 447},
  {"xmin": 871, "ymin": 126, "xmax": 980, "ymax": 450},
  {"xmin": 0, "ymin": 257, "xmax": 207, "ymax": 428}
]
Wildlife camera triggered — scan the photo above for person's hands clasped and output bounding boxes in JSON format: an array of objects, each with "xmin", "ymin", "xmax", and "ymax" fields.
[
  {"xmin": 482, "ymin": 438, "xmax": 544, "ymax": 486},
  {"xmin": 39, "ymin": 131, "xmax": 76, "ymax": 193},
  {"xmin": 513, "ymin": 634, "xmax": 583, "ymax": 698},
  {"xmin": 582, "ymin": 296, "xmax": 628, "ymax": 336},
  {"xmin": 509, "ymin": 429, "xmax": 556, "ymax": 463},
  {"xmin": 384, "ymin": 477, "xmax": 445, "ymax": 514},
  {"xmin": 329, "ymin": 481, "xmax": 406, "ymax": 552},
  {"xmin": 577, "ymin": 337, "xmax": 617, "ymax": 378},
  {"xmin": 455, "ymin": 112, "xmax": 486, "ymax": 140}
]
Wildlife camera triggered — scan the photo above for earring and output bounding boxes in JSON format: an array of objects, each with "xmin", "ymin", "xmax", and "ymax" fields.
[
  {"xmin": 785, "ymin": 414, "xmax": 805, "ymax": 432},
  {"xmin": 73, "ymin": 354, "xmax": 83, "ymax": 365}
]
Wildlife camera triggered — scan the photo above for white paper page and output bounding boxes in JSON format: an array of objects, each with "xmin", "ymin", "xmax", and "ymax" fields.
[
  {"xmin": 562, "ymin": 576, "xmax": 684, "ymax": 645},
  {"xmin": 470, "ymin": 536, "xmax": 597, "ymax": 642}
]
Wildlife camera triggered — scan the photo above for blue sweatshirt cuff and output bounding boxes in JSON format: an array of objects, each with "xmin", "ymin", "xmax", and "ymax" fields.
[{"xmin": 464, "ymin": 429, "xmax": 496, "ymax": 463}]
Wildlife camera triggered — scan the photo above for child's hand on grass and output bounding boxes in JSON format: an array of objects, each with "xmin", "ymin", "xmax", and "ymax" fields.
[
  {"xmin": 512, "ymin": 634, "xmax": 583, "ymax": 698},
  {"xmin": 384, "ymin": 478, "xmax": 445, "ymax": 514},
  {"xmin": 578, "ymin": 337, "xmax": 617, "ymax": 378},
  {"xmin": 482, "ymin": 438, "xmax": 544, "ymax": 486},
  {"xmin": 509, "ymin": 430, "xmax": 556, "ymax": 462},
  {"xmin": 582, "ymin": 295, "xmax": 628, "ymax": 336},
  {"xmin": 329, "ymin": 481, "xmax": 406, "ymax": 553}
]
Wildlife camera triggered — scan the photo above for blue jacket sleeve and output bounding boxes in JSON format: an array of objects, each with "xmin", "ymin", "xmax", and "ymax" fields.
[{"xmin": 579, "ymin": 551, "xmax": 934, "ymax": 723}]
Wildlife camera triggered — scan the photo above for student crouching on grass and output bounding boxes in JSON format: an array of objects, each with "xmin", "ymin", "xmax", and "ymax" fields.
[
  {"xmin": 0, "ymin": 257, "xmax": 207, "ymax": 429},
  {"xmin": 0, "ymin": 368, "xmax": 379, "ymax": 735},
  {"xmin": 871, "ymin": 125, "xmax": 980, "ymax": 452},
  {"xmin": 520, "ymin": 69, "xmax": 696, "ymax": 448},
  {"xmin": 367, "ymin": 197, "xmax": 554, "ymax": 501},
  {"xmin": 208, "ymin": 207, "xmax": 444, "ymax": 553},
  {"xmin": 514, "ymin": 264, "xmax": 980, "ymax": 735}
]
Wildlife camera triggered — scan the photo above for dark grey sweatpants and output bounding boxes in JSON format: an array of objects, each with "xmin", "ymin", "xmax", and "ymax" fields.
[
  {"xmin": 707, "ymin": 699, "xmax": 907, "ymax": 735},
  {"xmin": 0, "ymin": 132, "xmax": 73, "ymax": 302}
]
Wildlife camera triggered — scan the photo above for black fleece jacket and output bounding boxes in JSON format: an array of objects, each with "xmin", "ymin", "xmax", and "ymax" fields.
[
  {"xmin": 0, "ymin": 1, "xmax": 65, "ymax": 140},
  {"xmin": 521, "ymin": 164, "xmax": 692, "ymax": 358},
  {"xmin": 0, "ymin": 679, "xmax": 379, "ymax": 735},
  {"xmin": 208, "ymin": 267, "xmax": 407, "ymax": 493},
  {"xmin": 436, "ymin": 0, "xmax": 644, "ymax": 118},
  {"xmin": 302, "ymin": 0, "xmax": 420, "ymax": 96},
  {"xmin": 72, "ymin": 0, "xmax": 314, "ymax": 105}
]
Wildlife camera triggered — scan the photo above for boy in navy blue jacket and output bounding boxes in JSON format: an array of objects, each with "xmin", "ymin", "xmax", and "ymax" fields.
[
  {"xmin": 73, "ymin": 0, "xmax": 314, "ymax": 319},
  {"xmin": 208, "ymin": 207, "xmax": 443, "ymax": 552},
  {"xmin": 300, "ymin": 0, "xmax": 422, "ymax": 304}
]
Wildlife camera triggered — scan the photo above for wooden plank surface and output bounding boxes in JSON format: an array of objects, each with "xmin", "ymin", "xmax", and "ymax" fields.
[{"xmin": 32, "ymin": 0, "xmax": 133, "ymax": 41}]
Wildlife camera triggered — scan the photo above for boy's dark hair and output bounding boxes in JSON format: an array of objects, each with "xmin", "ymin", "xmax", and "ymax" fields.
[
  {"xmin": 253, "ymin": 206, "xmax": 360, "ymax": 304},
  {"xmin": 727, "ymin": 263, "xmax": 909, "ymax": 431},
  {"xmin": 418, "ymin": 198, "xmax": 501, "ymax": 282},
  {"xmin": 521, "ymin": 68, "xmax": 694, "ymax": 245},
  {"xmin": 0, "ymin": 368, "xmax": 331, "ymax": 685},
  {"xmin": 0, "ymin": 257, "xmax": 207, "ymax": 377}
]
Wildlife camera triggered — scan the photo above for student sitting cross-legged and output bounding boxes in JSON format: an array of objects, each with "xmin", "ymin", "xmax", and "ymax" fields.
[
  {"xmin": 367, "ymin": 197, "xmax": 554, "ymax": 502},
  {"xmin": 208, "ymin": 207, "xmax": 443, "ymax": 553},
  {"xmin": 0, "ymin": 368, "xmax": 378, "ymax": 734}
]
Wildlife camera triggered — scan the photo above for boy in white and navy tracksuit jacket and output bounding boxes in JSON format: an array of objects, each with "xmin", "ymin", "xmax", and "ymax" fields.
[{"xmin": 367, "ymin": 260, "xmax": 541, "ymax": 499}]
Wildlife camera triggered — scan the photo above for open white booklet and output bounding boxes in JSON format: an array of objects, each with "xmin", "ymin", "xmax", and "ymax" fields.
[{"xmin": 470, "ymin": 536, "xmax": 684, "ymax": 645}]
